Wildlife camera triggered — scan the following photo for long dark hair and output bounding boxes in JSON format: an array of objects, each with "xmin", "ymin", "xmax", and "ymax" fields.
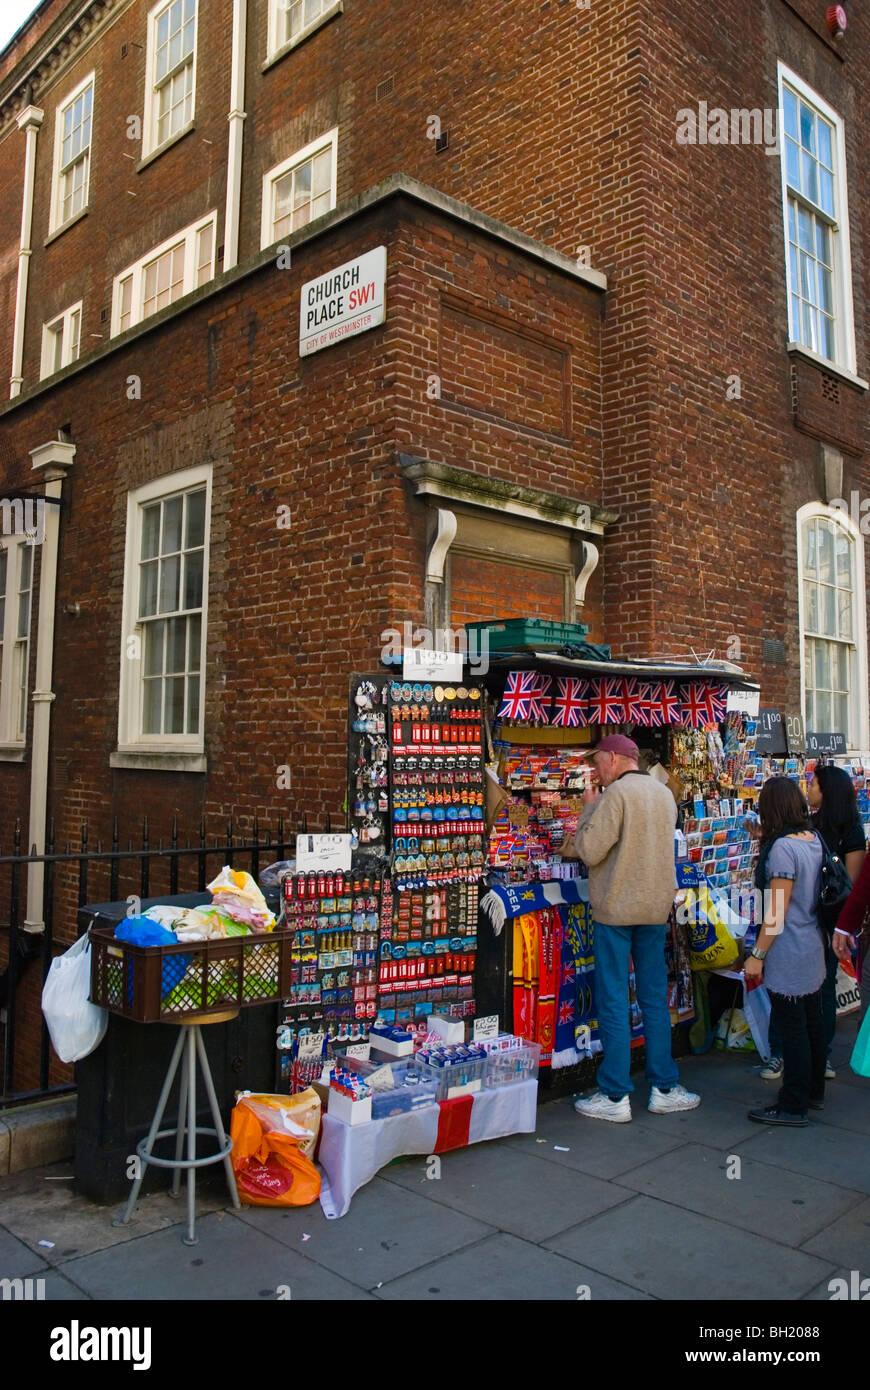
[
  {"xmin": 812, "ymin": 764, "xmax": 858, "ymax": 850},
  {"xmin": 757, "ymin": 776, "xmax": 812, "ymax": 844},
  {"xmin": 755, "ymin": 777, "xmax": 814, "ymax": 890}
]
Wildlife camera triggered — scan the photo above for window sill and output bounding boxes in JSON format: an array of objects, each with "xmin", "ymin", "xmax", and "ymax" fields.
[
  {"xmin": 137, "ymin": 121, "xmax": 197, "ymax": 173},
  {"xmin": 262, "ymin": 1, "xmax": 343, "ymax": 70},
  {"xmin": 110, "ymin": 749, "xmax": 207, "ymax": 773},
  {"xmin": 44, "ymin": 207, "xmax": 88, "ymax": 247},
  {"xmin": 0, "ymin": 745, "xmax": 27, "ymax": 762},
  {"xmin": 786, "ymin": 343, "xmax": 869, "ymax": 393}
]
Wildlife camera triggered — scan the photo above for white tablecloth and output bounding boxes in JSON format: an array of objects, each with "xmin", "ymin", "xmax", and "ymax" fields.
[{"xmin": 318, "ymin": 1080, "xmax": 538, "ymax": 1218}]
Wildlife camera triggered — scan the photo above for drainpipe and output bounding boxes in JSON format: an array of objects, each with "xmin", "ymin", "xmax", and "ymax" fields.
[
  {"xmin": 24, "ymin": 439, "xmax": 75, "ymax": 932},
  {"xmin": 10, "ymin": 103, "xmax": 44, "ymax": 399},
  {"xmin": 222, "ymin": 0, "xmax": 247, "ymax": 271}
]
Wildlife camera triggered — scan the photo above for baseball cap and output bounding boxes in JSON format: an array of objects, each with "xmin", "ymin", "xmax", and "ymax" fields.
[{"xmin": 579, "ymin": 734, "xmax": 640, "ymax": 758}]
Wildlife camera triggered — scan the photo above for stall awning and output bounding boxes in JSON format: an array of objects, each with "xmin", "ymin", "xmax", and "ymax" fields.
[{"xmin": 480, "ymin": 650, "xmax": 761, "ymax": 692}]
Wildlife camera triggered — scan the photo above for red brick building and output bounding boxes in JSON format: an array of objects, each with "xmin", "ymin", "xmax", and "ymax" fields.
[{"xmin": 0, "ymin": 0, "xmax": 868, "ymax": 1089}]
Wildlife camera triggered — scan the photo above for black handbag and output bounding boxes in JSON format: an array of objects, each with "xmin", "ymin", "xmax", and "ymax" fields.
[{"xmin": 816, "ymin": 831, "xmax": 853, "ymax": 933}]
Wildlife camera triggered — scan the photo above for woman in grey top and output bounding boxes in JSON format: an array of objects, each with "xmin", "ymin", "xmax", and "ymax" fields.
[{"xmin": 745, "ymin": 777, "xmax": 825, "ymax": 1125}]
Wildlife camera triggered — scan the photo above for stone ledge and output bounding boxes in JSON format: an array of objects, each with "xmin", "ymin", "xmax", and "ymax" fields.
[{"xmin": 0, "ymin": 1095, "xmax": 77, "ymax": 1175}]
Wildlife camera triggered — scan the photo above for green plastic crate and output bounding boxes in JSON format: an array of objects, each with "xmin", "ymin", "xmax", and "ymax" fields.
[
  {"xmin": 465, "ymin": 620, "xmax": 611, "ymax": 661},
  {"xmin": 465, "ymin": 619, "xmax": 588, "ymax": 650}
]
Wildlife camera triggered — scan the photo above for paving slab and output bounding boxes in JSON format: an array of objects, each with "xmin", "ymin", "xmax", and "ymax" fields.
[
  {"xmin": 800, "ymin": 1196, "xmax": 870, "ymax": 1268},
  {"xmin": 59, "ymin": 1211, "xmax": 375, "ymax": 1301},
  {"xmin": 812, "ymin": 1085, "xmax": 870, "ymax": 1137},
  {"xmin": 504, "ymin": 1097, "xmax": 684, "ymax": 1179},
  {"xmin": 375, "ymin": 1230, "xmax": 653, "ymax": 1300},
  {"xmin": 543, "ymin": 1194, "xmax": 835, "ymax": 1301},
  {"xmin": 0, "ymin": 1227, "xmax": 48, "ymax": 1279},
  {"xmin": 611, "ymin": 1142, "xmax": 863, "ymax": 1247},
  {"xmin": 0, "ymin": 1164, "xmax": 226, "ymax": 1264},
  {"xmin": 379, "ymin": 1140, "xmax": 631, "ymax": 1242},
  {"xmin": 631, "ymin": 1091, "xmax": 764, "ymax": 1149},
  {"xmin": 737, "ymin": 1120, "xmax": 870, "ymax": 1195},
  {"xmin": 237, "ymin": 1176, "xmax": 492, "ymax": 1287}
]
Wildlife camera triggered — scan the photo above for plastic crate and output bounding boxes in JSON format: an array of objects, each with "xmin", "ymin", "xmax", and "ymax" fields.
[
  {"xmin": 340, "ymin": 1056, "xmax": 440, "ymax": 1118},
  {"xmin": 89, "ymin": 925, "xmax": 293, "ymax": 1023},
  {"xmin": 482, "ymin": 1040, "xmax": 541, "ymax": 1088},
  {"xmin": 416, "ymin": 1051, "xmax": 488, "ymax": 1100},
  {"xmin": 466, "ymin": 619, "xmax": 588, "ymax": 651}
]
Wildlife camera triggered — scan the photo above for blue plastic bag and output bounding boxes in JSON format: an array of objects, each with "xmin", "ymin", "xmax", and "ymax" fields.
[{"xmin": 114, "ymin": 917, "xmax": 191, "ymax": 1001}]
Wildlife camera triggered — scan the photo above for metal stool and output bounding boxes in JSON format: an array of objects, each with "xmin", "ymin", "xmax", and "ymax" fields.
[{"xmin": 114, "ymin": 1008, "xmax": 241, "ymax": 1245}]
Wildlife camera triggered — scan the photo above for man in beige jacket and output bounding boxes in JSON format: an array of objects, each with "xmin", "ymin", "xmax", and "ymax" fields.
[{"xmin": 562, "ymin": 734, "xmax": 700, "ymax": 1122}]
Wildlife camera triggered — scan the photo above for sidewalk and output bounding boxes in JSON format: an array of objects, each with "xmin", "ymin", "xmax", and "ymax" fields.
[{"xmin": 1, "ymin": 1015, "xmax": 866, "ymax": 1302}]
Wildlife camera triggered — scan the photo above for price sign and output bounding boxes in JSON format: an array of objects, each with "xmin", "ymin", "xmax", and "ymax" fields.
[
  {"xmin": 296, "ymin": 1031, "xmax": 325, "ymax": 1062},
  {"xmin": 726, "ymin": 688, "xmax": 761, "ymax": 716},
  {"xmin": 807, "ymin": 731, "xmax": 848, "ymax": 757},
  {"xmin": 755, "ymin": 708, "xmax": 787, "ymax": 755},
  {"xmin": 295, "ymin": 833, "xmax": 352, "ymax": 871},
  {"xmin": 472, "ymin": 1014, "xmax": 499, "ymax": 1040},
  {"xmin": 784, "ymin": 711, "xmax": 806, "ymax": 754},
  {"xmin": 402, "ymin": 647, "xmax": 464, "ymax": 680},
  {"xmin": 344, "ymin": 1043, "xmax": 371, "ymax": 1061}
]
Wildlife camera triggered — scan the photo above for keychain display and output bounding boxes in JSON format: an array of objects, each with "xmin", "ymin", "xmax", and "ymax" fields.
[
  {"xmin": 390, "ymin": 682, "xmax": 486, "ymax": 890},
  {"xmin": 282, "ymin": 869, "xmax": 382, "ymax": 1033},
  {"xmin": 349, "ymin": 678, "xmax": 390, "ymax": 852}
]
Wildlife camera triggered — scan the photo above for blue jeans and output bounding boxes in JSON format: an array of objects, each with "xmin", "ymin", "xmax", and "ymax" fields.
[{"xmin": 594, "ymin": 921, "xmax": 680, "ymax": 1099}]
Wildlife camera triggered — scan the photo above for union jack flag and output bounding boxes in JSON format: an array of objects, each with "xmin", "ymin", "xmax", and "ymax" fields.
[
  {"xmin": 552, "ymin": 677, "xmax": 588, "ymax": 727},
  {"xmin": 561, "ymin": 962, "xmax": 575, "ymax": 986},
  {"xmin": 558, "ymin": 1001, "xmax": 574, "ymax": 1026},
  {"xmin": 498, "ymin": 670, "xmax": 538, "ymax": 721},
  {"xmin": 621, "ymin": 678, "xmax": 648, "ymax": 724},
  {"xmin": 708, "ymin": 683, "xmax": 728, "ymax": 722},
  {"xmin": 587, "ymin": 678, "xmax": 626, "ymax": 724},
  {"xmin": 528, "ymin": 673, "xmax": 553, "ymax": 723},
  {"xmin": 681, "ymin": 682, "xmax": 714, "ymax": 728},
  {"xmin": 649, "ymin": 680, "xmax": 682, "ymax": 726}
]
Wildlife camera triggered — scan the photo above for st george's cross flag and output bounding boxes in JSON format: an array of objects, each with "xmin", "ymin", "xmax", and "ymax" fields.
[
  {"xmin": 587, "ymin": 677, "xmax": 627, "ymax": 724},
  {"xmin": 551, "ymin": 676, "xmax": 588, "ymax": 727},
  {"xmin": 498, "ymin": 670, "xmax": 538, "ymax": 721}
]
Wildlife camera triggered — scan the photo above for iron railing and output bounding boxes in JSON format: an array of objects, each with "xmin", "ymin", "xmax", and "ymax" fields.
[{"xmin": 0, "ymin": 814, "xmax": 296, "ymax": 1108}]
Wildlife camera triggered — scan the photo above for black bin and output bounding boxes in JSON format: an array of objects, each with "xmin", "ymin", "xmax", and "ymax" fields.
[{"xmin": 74, "ymin": 895, "xmax": 280, "ymax": 1203}]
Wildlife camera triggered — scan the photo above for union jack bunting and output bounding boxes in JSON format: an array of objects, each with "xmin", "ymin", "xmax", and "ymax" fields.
[
  {"xmin": 498, "ymin": 670, "xmax": 538, "ymax": 721},
  {"xmin": 680, "ymin": 682, "xmax": 714, "ymax": 728},
  {"xmin": 528, "ymin": 672, "xmax": 553, "ymax": 723},
  {"xmin": 649, "ymin": 680, "xmax": 682, "ymax": 726},
  {"xmin": 620, "ymin": 678, "xmax": 648, "ymax": 724},
  {"xmin": 587, "ymin": 677, "xmax": 627, "ymax": 724},
  {"xmin": 708, "ymin": 683, "xmax": 729, "ymax": 722},
  {"xmin": 551, "ymin": 676, "xmax": 588, "ymax": 727}
]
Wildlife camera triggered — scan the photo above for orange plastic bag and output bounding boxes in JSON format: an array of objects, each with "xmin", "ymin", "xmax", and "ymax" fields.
[{"xmin": 230, "ymin": 1090, "xmax": 321, "ymax": 1207}]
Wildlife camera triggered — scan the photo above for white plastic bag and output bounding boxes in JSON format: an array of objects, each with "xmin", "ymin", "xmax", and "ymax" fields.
[{"xmin": 41, "ymin": 933, "xmax": 108, "ymax": 1063}]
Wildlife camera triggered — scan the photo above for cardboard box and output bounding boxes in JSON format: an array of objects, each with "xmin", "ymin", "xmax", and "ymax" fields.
[
  {"xmin": 328, "ymin": 1089, "xmax": 372, "ymax": 1126},
  {"xmin": 427, "ymin": 1014, "xmax": 465, "ymax": 1044}
]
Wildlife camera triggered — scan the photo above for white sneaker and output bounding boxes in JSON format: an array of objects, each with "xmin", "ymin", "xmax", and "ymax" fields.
[
  {"xmin": 573, "ymin": 1090, "xmax": 632, "ymax": 1123},
  {"xmin": 648, "ymin": 1084, "xmax": 701, "ymax": 1113},
  {"xmin": 825, "ymin": 1062, "xmax": 836, "ymax": 1080},
  {"xmin": 759, "ymin": 1056, "xmax": 783, "ymax": 1080}
]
